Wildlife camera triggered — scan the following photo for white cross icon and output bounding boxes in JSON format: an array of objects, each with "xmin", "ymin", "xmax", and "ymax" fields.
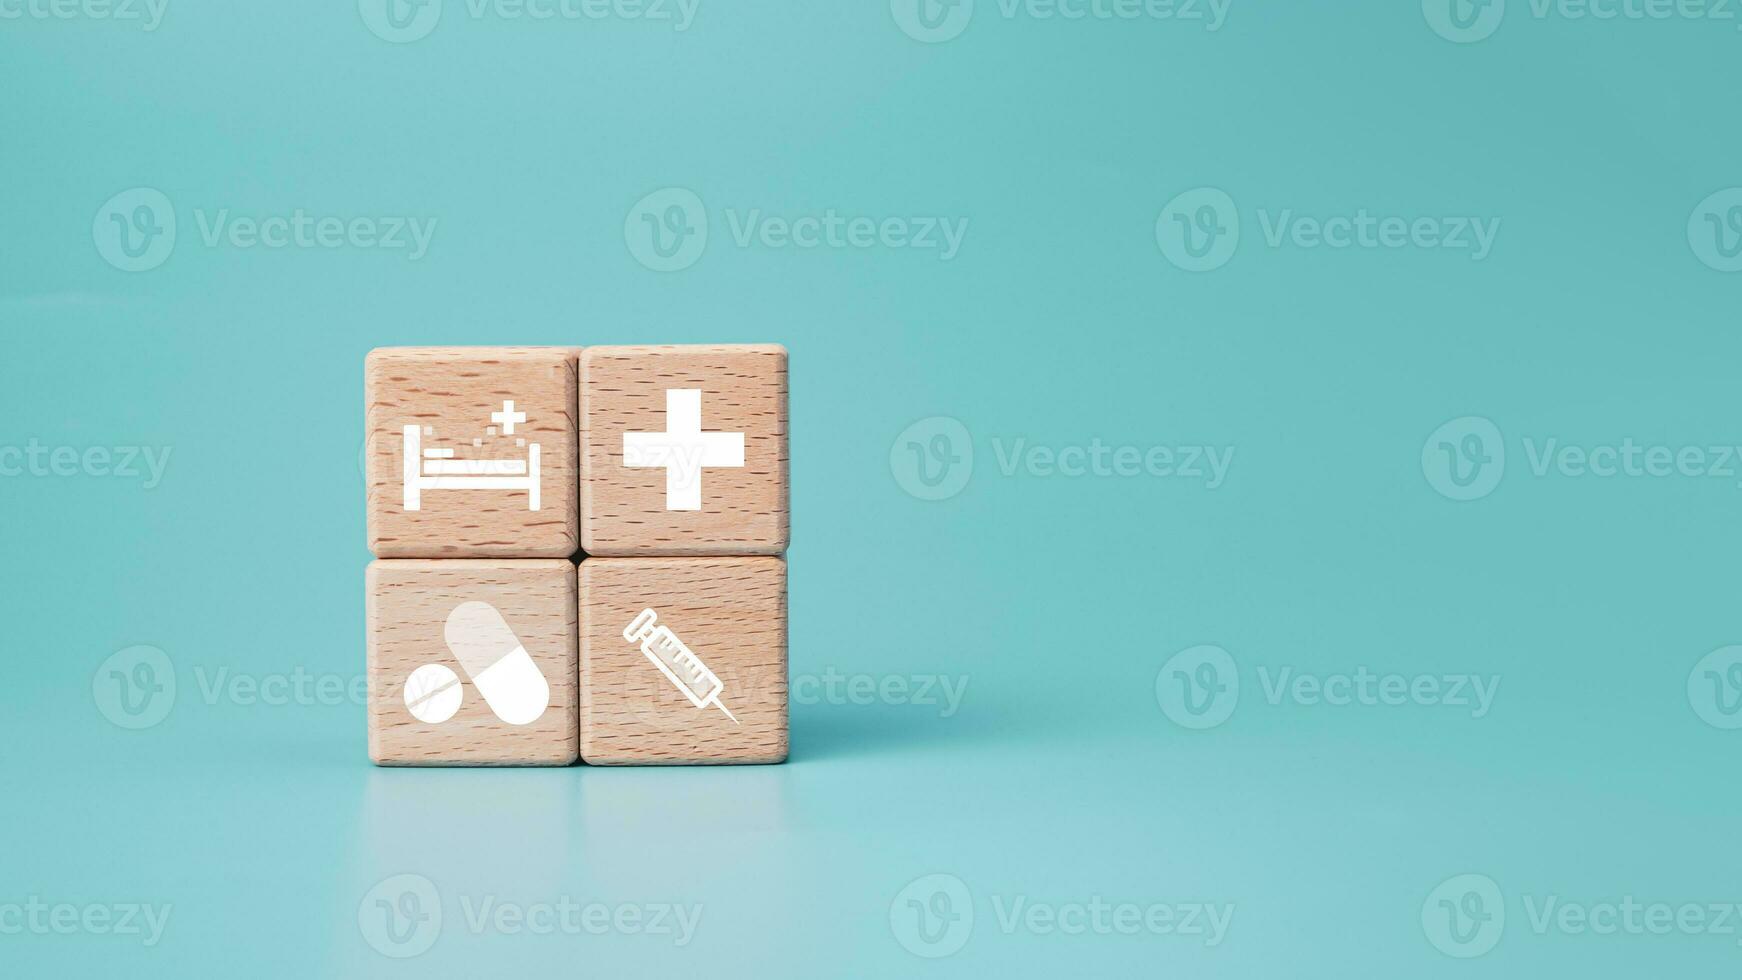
[
  {"xmin": 622, "ymin": 389, "xmax": 745, "ymax": 511},
  {"xmin": 490, "ymin": 400, "xmax": 527, "ymax": 435}
]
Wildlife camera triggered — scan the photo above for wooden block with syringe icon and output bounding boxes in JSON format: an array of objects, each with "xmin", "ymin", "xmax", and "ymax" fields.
[{"xmin": 363, "ymin": 344, "xmax": 788, "ymax": 765}]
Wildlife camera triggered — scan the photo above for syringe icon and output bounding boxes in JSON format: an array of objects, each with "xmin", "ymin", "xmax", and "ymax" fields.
[{"xmin": 623, "ymin": 608, "xmax": 739, "ymax": 724}]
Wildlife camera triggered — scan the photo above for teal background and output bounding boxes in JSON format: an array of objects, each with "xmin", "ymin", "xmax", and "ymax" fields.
[{"xmin": 4, "ymin": 1, "xmax": 1740, "ymax": 976}]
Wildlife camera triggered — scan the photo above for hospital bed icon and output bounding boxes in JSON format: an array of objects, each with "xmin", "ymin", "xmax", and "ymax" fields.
[{"xmin": 402, "ymin": 400, "xmax": 542, "ymax": 511}]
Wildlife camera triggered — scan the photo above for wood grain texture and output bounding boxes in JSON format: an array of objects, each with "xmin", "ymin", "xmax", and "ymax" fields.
[
  {"xmin": 367, "ymin": 347, "xmax": 578, "ymax": 558},
  {"xmin": 580, "ymin": 557, "xmax": 787, "ymax": 765},
  {"xmin": 368, "ymin": 559, "xmax": 577, "ymax": 766},
  {"xmin": 580, "ymin": 345, "xmax": 788, "ymax": 556}
]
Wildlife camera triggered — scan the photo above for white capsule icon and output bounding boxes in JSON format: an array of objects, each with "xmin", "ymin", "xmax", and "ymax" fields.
[{"xmin": 442, "ymin": 601, "xmax": 551, "ymax": 726}]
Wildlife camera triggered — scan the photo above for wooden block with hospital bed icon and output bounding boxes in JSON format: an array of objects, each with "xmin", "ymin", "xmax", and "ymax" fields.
[{"xmin": 366, "ymin": 347, "xmax": 579, "ymax": 558}]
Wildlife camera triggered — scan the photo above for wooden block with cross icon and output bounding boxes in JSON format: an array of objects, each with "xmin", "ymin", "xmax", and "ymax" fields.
[
  {"xmin": 579, "ymin": 344, "xmax": 788, "ymax": 556},
  {"xmin": 366, "ymin": 347, "xmax": 579, "ymax": 558}
]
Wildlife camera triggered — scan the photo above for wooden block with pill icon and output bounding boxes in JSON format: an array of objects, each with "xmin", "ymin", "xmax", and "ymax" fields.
[
  {"xmin": 367, "ymin": 346, "xmax": 580, "ymax": 558},
  {"xmin": 580, "ymin": 344, "xmax": 788, "ymax": 556},
  {"xmin": 579, "ymin": 556, "xmax": 787, "ymax": 765},
  {"xmin": 367, "ymin": 558, "xmax": 578, "ymax": 766}
]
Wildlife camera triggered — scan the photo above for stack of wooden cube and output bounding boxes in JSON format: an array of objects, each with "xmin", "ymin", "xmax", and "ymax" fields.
[{"xmin": 365, "ymin": 345, "xmax": 788, "ymax": 766}]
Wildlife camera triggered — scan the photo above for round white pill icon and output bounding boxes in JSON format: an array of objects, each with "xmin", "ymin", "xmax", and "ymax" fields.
[
  {"xmin": 443, "ymin": 601, "xmax": 551, "ymax": 726},
  {"xmin": 403, "ymin": 663, "xmax": 463, "ymax": 724}
]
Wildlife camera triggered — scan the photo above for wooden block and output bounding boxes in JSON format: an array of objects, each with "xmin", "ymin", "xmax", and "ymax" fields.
[
  {"xmin": 368, "ymin": 559, "xmax": 578, "ymax": 766},
  {"xmin": 367, "ymin": 347, "xmax": 579, "ymax": 558},
  {"xmin": 580, "ymin": 556, "xmax": 787, "ymax": 765},
  {"xmin": 580, "ymin": 345, "xmax": 788, "ymax": 556}
]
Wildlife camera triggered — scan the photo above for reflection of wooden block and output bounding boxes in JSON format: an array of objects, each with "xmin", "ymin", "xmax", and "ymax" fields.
[
  {"xmin": 580, "ymin": 345, "xmax": 788, "ymax": 556},
  {"xmin": 367, "ymin": 347, "xmax": 578, "ymax": 558},
  {"xmin": 580, "ymin": 556, "xmax": 787, "ymax": 765},
  {"xmin": 368, "ymin": 559, "xmax": 577, "ymax": 766}
]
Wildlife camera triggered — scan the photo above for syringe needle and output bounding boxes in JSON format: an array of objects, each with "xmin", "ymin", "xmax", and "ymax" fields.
[{"xmin": 712, "ymin": 699, "xmax": 740, "ymax": 725}]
